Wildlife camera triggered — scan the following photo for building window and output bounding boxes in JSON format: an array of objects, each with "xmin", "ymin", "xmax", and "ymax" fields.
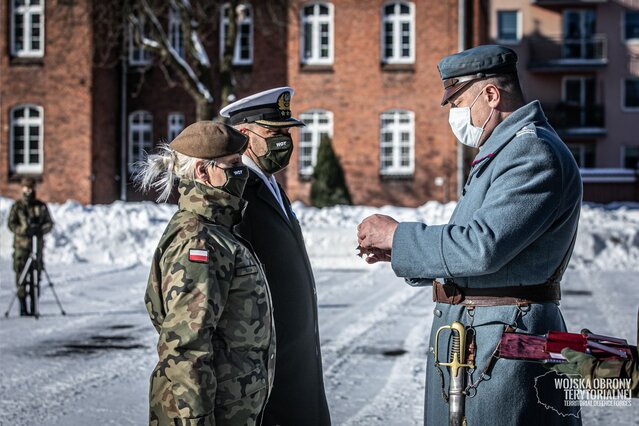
[
  {"xmin": 625, "ymin": 11, "xmax": 639, "ymax": 42},
  {"xmin": 381, "ymin": 2, "xmax": 415, "ymax": 64},
  {"xmin": 567, "ymin": 143, "xmax": 595, "ymax": 168},
  {"xmin": 380, "ymin": 110, "xmax": 414, "ymax": 175},
  {"xmin": 168, "ymin": 113, "xmax": 185, "ymax": 141},
  {"xmin": 220, "ymin": 3, "xmax": 253, "ymax": 65},
  {"xmin": 562, "ymin": 10, "xmax": 596, "ymax": 60},
  {"xmin": 169, "ymin": 5, "xmax": 184, "ymax": 58},
  {"xmin": 10, "ymin": 105, "xmax": 44, "ymax": 174},
  {"xmin": 128, "ymin": 111, "xmax": 153, "ymax": 171},
  {"xmin": 299, "ymin": 110, "xmax": 333, "ymax": 176},
  {"xmin": 11, "ymin": 0, "xmax": 45, "ymax": 58},
  {"xmin": 623, "ymin": 79, "xmax": 639, "ymax": 110},
  {"xmin": 497, "ymin": 11, "xmax": 520, "ymax": 44},
  {"xmin": 129, "ymin": 15, "xmax": 152, "ymax": 66},
  {"xmin": 300, "ymin": 3, "xmax": 334, "ymax": 65},
  {"xmin": 623, "ymin": 146, "xmax": 639, "ymax": 169}
]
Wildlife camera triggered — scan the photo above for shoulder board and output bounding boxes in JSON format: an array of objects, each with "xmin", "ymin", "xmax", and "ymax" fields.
[{"xmin": 515, "ymin": 124, "xmax": 537, "ymax": 138}]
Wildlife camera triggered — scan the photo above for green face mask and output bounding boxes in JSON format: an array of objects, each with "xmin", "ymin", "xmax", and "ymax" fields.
[
  {"xmin": 214, "ymin": 165, "xmax": 249, "ymax": 198},
  {"xmin": 248, "ymin": 131, "xmax": 294, "ymax": 174}
]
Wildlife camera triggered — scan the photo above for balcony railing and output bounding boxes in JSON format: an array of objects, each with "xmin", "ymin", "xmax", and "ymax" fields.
[
  {"xmin": 542, "ymin": 103, "xmax": 605, "ymax": 134},
  {"xmin": 529, "ymin": 35, "xmax": 607, "ymax": 70},
  {"xmin": 532, "ymin": 0, "xmax": 607, "ymax": 6}
]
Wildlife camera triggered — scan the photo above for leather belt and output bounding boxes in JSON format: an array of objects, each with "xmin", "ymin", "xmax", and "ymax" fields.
[{"xmin": 432, "ymin": 281, "xmax": 561, "ymax": 307}]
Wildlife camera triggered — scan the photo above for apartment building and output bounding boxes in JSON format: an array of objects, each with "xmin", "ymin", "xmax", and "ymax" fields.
[{"xmin": 488, "ymin": 0, "xmax": 639, "ymax": 202}]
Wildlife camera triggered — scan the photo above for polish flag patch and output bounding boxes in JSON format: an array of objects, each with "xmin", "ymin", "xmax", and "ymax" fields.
[{"xmin": 188, "ymin": 249, "xmax": 209, "ymax": 263}]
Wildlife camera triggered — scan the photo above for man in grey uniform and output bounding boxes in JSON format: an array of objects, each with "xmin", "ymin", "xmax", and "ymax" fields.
[{"xmin": 357, "ymin": 45, "xmax": 582, "ymax": 425}]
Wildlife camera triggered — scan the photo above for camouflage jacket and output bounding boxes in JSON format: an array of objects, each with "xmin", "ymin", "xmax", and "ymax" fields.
[
  {"xmin": 145, "ymin": 180, "xmax": 276, "ymax": 426},
  {"xmin": 7, "ymin": 197, "xmax": 53, "ymax": 253}
]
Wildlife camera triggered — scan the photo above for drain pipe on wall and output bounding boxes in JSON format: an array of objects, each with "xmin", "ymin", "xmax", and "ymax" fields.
[
  {"xmin": 119, "ymin": 33, "xmax": 128, "ymax": 201},
  {"xmin": 456, "ymin": 0, "xmax": 466, "ymax": 199}
]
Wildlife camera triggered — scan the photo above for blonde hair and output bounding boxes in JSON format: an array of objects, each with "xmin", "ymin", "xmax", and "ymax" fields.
[{"xmin": 132, "ymin": 144, "xmax": 214, "ymax": 202}]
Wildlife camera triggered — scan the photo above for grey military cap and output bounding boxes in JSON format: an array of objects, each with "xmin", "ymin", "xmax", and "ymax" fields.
[
  {"xmin": 438, "ymin": 45, "xmax": 518, "ymax": 105},
  {"xmin": 169, "ymin": 121, "xmax": 248, "ymax": 159}
]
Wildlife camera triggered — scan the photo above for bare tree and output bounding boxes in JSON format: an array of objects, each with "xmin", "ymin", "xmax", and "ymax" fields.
[
  {"xmin": 94, "ymin": 0, "xmax": 248, "ymax": 121},
  {"xmin": 93, "ymin": 0, "xmax": 287, "ymax": 120}
]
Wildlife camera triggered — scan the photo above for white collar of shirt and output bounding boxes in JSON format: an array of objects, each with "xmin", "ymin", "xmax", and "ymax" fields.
[{"xmin": 242, "ymin": 154, "xmax": 289, "ymax": 219}]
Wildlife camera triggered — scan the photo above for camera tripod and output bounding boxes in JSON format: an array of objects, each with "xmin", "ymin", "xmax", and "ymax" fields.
[{"xmin": 4, "ymin": 235, "xmax": 66, "ymax": 319}]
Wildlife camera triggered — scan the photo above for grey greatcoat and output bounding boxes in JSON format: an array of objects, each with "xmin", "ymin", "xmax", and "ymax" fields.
[
  {"xmin": 237, "ymin": 170, "xmax": 331, "ymax": 426},
  {"xmin": 391, "ymin": 101, "xmax": 583, "ymax": 425}
]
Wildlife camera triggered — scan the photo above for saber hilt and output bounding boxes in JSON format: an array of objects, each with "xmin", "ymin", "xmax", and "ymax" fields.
[{"xmin": 434, "ymin": 321, "xmax": 474, "ymax": 426}]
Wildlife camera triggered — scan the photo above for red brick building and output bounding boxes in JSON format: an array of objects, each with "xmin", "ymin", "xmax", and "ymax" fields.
[{"xmin": 1, "ymin": 0, "xmax": 483, "ymax": 206}]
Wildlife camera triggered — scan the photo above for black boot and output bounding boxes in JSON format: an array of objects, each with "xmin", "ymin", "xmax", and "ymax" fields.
[{"xmin": 19, "ymin": 297, "xmax": 29, "ymax": 316}]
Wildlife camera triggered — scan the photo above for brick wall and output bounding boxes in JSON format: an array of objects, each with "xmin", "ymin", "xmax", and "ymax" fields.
[
  {"xmin": 285, "ymin": 0, "xmax": 460, "ymax": 207},
  {"xmin": 0, "ymin": 0, "xmax": 94, "ymax": 204}
]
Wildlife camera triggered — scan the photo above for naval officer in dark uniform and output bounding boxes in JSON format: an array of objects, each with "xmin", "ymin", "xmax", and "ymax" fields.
[
  {"xmin": 357, "ymin": 46, "xmax": 583, "ymax": 425},
  {"xmin": 220, "ymin": 87, "xmax": 331, "ymax": 426}
]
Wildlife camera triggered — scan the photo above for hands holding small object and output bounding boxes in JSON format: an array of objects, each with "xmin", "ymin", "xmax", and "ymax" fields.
[{"xmin": 356, "ymin": 214, "xmax": 399, "ymax": 264}]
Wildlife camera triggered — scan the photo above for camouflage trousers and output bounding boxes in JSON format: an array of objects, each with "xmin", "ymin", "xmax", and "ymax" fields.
[
  {"xmin": 13, "ymin": 252, "xmax": 30, "ymax": 298},
  {"xmin": 13, "ymin": 251, "xmax": 44, "ymax": 299}
]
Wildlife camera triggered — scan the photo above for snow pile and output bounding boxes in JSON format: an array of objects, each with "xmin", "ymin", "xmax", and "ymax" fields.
[{"xmin": 0, "ymin": 197, "xmax": 637, "ymax": 271}]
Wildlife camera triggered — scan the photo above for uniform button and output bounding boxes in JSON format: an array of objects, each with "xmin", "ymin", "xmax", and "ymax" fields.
[
  {"xmin": 434, "ymin": 308, "xmax": 442, "ymax": 317},
  {"xmin": 261, "ymin": 378, "xmax": 266, "ymax": 384},
  {"xmin": 429, "ymin": 346, "xmax": 435, "ymax": 354}
]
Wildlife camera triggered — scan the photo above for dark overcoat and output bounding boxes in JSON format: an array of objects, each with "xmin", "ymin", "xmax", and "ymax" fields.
[{"xmin": 237, "ymin": 171, "xmax": 331, "ymax": 426}]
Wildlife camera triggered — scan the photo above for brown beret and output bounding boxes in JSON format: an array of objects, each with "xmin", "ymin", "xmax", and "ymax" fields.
[
  {"xmin": 21, "ymin": 177, "xmax": 36, "ymax": 189},
  {"xmin": 169, "ymin": 121, "xmax": 248, "ymax": 159}
]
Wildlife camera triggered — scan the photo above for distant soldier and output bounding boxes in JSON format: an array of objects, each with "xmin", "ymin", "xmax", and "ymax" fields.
[
  {"xmin": 7, "ymin": 177, "xmax": 53, "ymax": 316},
  {"xmin": 135, "ymin": 122, "xmax": 276, "ymax": 425}
]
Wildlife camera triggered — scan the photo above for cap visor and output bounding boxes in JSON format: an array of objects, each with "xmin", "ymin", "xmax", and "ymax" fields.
[
  {"xmin": 441, "ymin": 81, "xmax": 473, "ymax": 106},
  {"xmin": 255, "ymin": 118, "xmax": 306, "ymax": 128}
]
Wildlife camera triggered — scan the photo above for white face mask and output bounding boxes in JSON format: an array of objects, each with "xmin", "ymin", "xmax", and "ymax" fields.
[{"xmin": 448, "ymin": 89, "xmax": 494, "ymax": 148}]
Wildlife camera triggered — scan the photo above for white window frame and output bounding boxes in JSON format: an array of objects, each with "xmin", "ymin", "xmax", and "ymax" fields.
[
  {"xmin": 622, "ymin": 78, "xmax": 639, "ymax": 112},
  {"xmin": 11, "ymin": 0, "xmax": 45, "ymax": 58},
  {"xmin": 128, "ymin": 15, "xmax": 152, "ymax": 66},
  {"xmin": 496, "ymin": 10, "xmax": 521, "ymax": 45},
  {"xmin": 220, "ymin": 3, "xmax": 253, "ymax": 65},
  {"xmin": 128, "ymin": 111, "xmax": 153, "ymax": 172},
  {"xmin": 379, "ymin": 110, "xmax": 415, "ymax": 175},
  {"xmin": 169, "ymin": 5, "xmax": 185, "ymax": 58},
  {"xmin": 298, "ymin": 110, "xmax": 333, "ymax": 176},
  {"xmin": 381, "ymin": 1, "xmax": 415, "ymax": 65},
  {"xmin": 300, "ymin": 2, "xmax": 334, "ymax": 65},
  {"xmin": 623, "ymin": 10, "xmax": 639, "ymax": 44},
  {"xmin": 167, "ymin": 112, "xmax": 185, "ymax": 141},
  {"xmin": 10, "ymin": 104, "xmax": 44, "ymax": 174}
]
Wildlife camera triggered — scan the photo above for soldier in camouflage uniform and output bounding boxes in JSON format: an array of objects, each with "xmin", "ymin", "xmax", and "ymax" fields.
[
  {"xmin": 7, "ymin": 177, "xmax": 53, "ymax": 316},
  {"xmin": 135, "ymin": 121, "xmax": 276, "ymax": 426}
]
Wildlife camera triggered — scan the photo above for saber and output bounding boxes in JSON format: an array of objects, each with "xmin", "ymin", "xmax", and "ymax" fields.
[{"xmin": 434, "ymin": 321, "xmax": 474, "ymax": 426}]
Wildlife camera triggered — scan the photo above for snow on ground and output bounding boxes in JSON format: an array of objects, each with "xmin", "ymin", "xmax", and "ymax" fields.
[{"xmin": 0, "ymin": 197, "xmax": 637, "ymax": 425}]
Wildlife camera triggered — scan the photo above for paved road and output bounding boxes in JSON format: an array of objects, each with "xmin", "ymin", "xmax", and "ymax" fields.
[{"xmin": 0, "ymin": 261, "xmax": 635, "ymax": 425}]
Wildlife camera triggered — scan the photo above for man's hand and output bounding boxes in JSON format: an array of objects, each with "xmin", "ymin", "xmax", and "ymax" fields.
[{"xmin": 357, "ymin": 214, "xmax": 399, "ymax": 251}]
